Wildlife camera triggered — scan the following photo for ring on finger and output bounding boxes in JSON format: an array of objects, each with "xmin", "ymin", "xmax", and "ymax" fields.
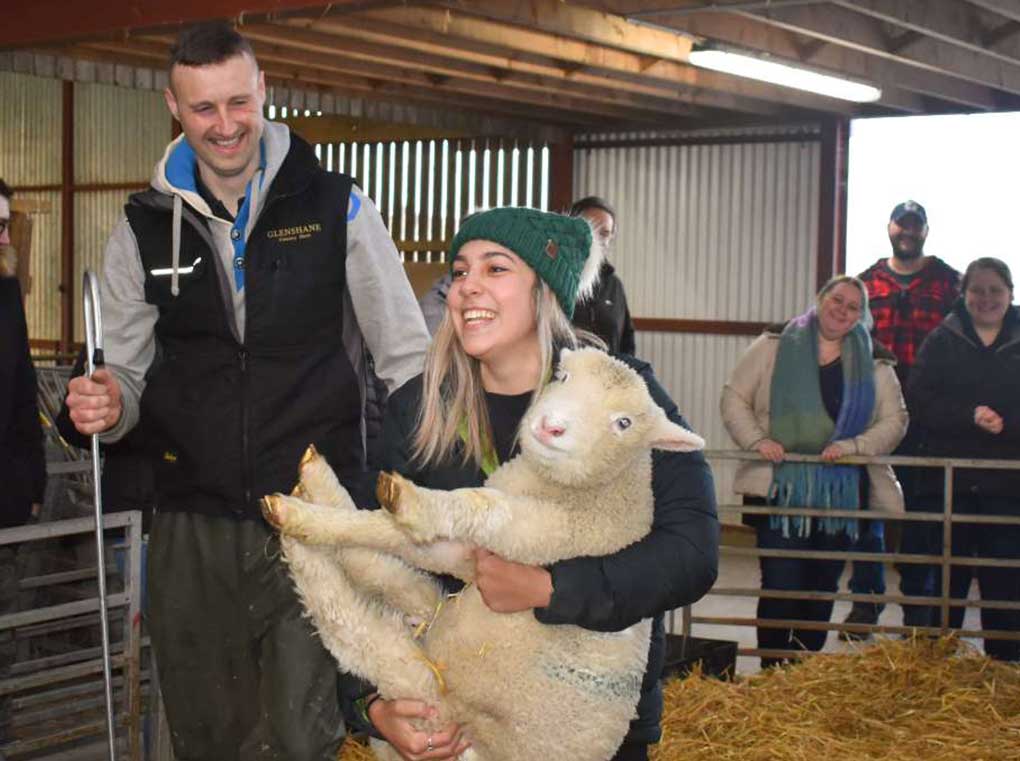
[{"xmin": 426, "ymin": 735, "xmax": 434, "ymax": 753}]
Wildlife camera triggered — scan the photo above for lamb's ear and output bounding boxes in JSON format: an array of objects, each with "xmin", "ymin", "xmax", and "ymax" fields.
[{"xmin": 649, "ymin": 416, "xmax": 705, "ymax": 452}]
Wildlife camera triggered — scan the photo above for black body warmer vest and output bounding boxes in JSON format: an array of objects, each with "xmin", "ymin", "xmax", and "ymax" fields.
[{"xmin": 126, "ymin": 147, "xmax": 359, "ymax": 518}]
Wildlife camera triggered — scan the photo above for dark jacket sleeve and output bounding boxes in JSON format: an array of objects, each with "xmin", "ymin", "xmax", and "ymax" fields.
[
  {"xmin": 618, "ymin": 284, "xmax": 636, "ymax": 357},
  {"xmin": 907, "ymin": 328, "xmax": 978, "ymax": 435},
  {"xmin": 6, "ymin": 279, "xmax": 47, "ymax": 508},
  {"xmin": 535, "ymin": 359, "xmax": 719, "ymax": 632}
]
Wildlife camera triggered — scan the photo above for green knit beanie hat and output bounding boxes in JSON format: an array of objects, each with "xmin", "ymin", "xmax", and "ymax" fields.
[{"xmin": 448, "ymin": 207, "xmax": 602, "ymax": 319}]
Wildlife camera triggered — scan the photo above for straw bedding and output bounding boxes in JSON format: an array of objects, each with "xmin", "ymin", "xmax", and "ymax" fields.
[{"xmin": 338, "ymin": 637, "xmax": 1020, "ymax": 761}]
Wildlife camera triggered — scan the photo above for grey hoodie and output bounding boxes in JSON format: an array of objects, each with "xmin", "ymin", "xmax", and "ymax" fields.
[{"xmin": 99, "ymin": 120, "xmax": 428, "ymax": 442}]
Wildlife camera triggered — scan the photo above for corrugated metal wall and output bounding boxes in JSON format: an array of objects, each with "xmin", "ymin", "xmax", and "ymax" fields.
[
  {"xmin": 75, "ymin": 82, "xmax": 168, "ymax": 184},
  {"xmin": 574, "ymin": 130, "xmax": 821, "ymax": 505},
  {"xmin": 0, "ymin": 72, "xmax": 169, "ymax": 345},
  {"xmin": 73, "ymin": 84, "xmax": 169, "ymax": 341},
  {"xmin": 0, "ymin": 72, "xmax": 63, "ymax": 341}
]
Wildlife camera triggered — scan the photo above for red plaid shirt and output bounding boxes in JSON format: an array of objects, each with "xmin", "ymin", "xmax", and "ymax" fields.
[{"xmin": 857, "ymin": 256, "xmax": 960, "ymax": 384}]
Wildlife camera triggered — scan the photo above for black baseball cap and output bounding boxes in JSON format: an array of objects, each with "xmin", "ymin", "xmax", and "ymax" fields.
[{"xmin": 890, "ymin": 200, "xmax": 927, "ymax": 225}]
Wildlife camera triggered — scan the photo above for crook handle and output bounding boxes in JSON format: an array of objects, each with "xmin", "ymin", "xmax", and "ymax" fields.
[{"xmin": 83, "ymin": 271, "xmax": 105, "ymax": 375}]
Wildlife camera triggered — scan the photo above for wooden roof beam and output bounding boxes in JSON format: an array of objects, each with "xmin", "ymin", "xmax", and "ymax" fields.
[
  {"xmin": 0, "ymin": 0, "xmax": 367, "ymax": 49},
  {"xmin": 576, "ymin": 0, "xmax": 1001, "ymax": 111},
  {"xmin": 965, "ymin": 0, "xmax": 1020, "ymax": 25},
  {"xmin": 832, "ymin": 0, "xmax": 1020, "ymax": 70},
  {"xmin": 244, "ymin": 41, "xmax": 693, "ymax": 125},
  {"xmin": 351, "ymin": 4, "xmax": 852, "ymax": 116},
  {"xmin": 125, "ymin": 28, "xmax": 689, "ymax": 124},
  {"xmin": 75, "ymin": 40, "xmax": 602, "ymax": 129},
  {"xmin": 748, "ymin": 3, "xmax": 1020, "ymax": 98},
  {"xmin": 243, "ymin": 21, "xmax": 712, "ymax": 113}
]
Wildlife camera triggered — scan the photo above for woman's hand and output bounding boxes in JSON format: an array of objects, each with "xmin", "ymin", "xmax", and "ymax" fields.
[
  {"xmin": 473, "ymin": 549, "xmax": 553, "ymax": 612},
  {"xmin": 755, "ymin": 439, "xmax": 785, "ymax": 463},
  {"xmin": 820, "ymin": 443, "xmax": 846, "ymax": 462},
  {"xmin": 368, "ymin": 698, "xmax": 469, "ymax": 760},
  {"xmin": 974, "ymin": 405, "xmax": 1004, "ymax": 435}
]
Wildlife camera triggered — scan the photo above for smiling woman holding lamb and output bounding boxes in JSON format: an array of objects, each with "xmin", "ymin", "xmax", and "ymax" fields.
[{"xmin": 360, "ymin": 207, "xmax": 719, "ymax": 761}]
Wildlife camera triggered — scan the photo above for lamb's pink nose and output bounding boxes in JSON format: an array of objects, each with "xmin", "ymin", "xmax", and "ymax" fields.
[{"xmin": 540, "ymin": 416, "xmax": 566, "ymax": 438}]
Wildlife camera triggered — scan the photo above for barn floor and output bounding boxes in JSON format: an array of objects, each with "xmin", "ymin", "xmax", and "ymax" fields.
[{"xmin": 690, "ymin": 537, "xmax": 986, "ymax": 675}]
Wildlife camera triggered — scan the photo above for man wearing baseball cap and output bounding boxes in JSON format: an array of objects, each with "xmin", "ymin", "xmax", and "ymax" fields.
[{"xmin": 841, "ymin": 200, "xmax": 960, "ymax": 637}]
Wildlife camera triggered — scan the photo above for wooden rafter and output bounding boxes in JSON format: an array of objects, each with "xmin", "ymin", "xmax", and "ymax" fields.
[
  {"xmin": 746, "ymin": 3, "xmax": 1020, "ymax": 98},
  {"xmin": 317, "ymin": 9, "xmax": 787, "ymax": 116},
  {"xmin": 0, "ymin": 0, "xmax": 367, "ymax": 48},
  {"xmin": 574, "ymin": 0, "xmax": 1005, "ymax": 111},
  {"xmin": 831, "ymin": 0, "xmax": 1020, "ymax": 70},
  {"xmin": 416, "ymin": 0, "xmax": 857, "ymax": 114},
  {"xmin": 240, "ymin": 22, "xmax": 714, "ymax": 119},
  {"xmin": 72, "ymin": 41, "xmax": 601, "ymax": 128}
]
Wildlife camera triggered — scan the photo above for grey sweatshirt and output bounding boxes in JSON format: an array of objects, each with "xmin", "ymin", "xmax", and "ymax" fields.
[{"xmin": 98, "ymin": 120, "xmax": 428, "ymax": 442}]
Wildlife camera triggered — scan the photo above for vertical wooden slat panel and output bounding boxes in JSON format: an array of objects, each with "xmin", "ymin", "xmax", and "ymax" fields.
[
  {"xmin": 487, "ymin": 140, "xmax": 498, "ymax": 211},
  {"xmin": 443, "ymin": 139, "xmax": 455, "ymax": 257},
  {"xmin": 460, "ymin": 140, "xmax": 473, "ymax": 224},
  {"xmin": 416, "ymin": 140, "xmax": 428, "ymax": 255},
  {"xmin": 501, "ymin": 141, "xmax": 513, "ymax": 209},
  {"xmin": 476, "ymin": 141, "xmax": 488, "ymax": 212},
  {"xmin": 424, "ymin": 140, "xmax": 437, "ymax": 260},
  {"xmin": 376, "ymin": 142, "xmax": 388, "ymax": 231},
  {"xmin": 404, "ymin": 141, "xmax": 418, "ymax": 258}
]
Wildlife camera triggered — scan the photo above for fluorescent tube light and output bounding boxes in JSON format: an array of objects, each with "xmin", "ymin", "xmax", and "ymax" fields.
[{"xmin": 688, "ymin": 48, "xmax": 882, "ymax": 103}]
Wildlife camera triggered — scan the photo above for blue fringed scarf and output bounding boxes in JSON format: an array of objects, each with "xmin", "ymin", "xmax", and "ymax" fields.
[{"xmin": 767, "ymin": 308, "xmax": 876, "ymax": 539}]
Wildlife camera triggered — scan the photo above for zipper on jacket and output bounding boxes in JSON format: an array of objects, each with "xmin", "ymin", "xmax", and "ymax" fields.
[{"xmin": 238, "ymin": 348, "xmax": 252, "ymax": 510}]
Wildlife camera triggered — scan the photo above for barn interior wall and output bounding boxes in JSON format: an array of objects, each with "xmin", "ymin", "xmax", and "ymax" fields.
[{"xmin": 574, "ymin": 130, "xmax": 822, "ymax": 510}]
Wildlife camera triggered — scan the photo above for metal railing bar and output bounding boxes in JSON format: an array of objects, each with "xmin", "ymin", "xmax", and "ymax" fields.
[
  {"xmin": 691, "ymin": 616, "xmax": 1020, "ymax": 640},
  {"xmin": 724, "ymin": 546, "xmax": 1020, "ymax": 568},
  {"xmin": 0, "ymin": 513, "xmax": 136, "ymax": 546},
  {"xmin": 706, "ymin": 449, "xmax": 1020, "ymax": 470},
  {"xmin": 0, "ymin": 654, "xmax": 128, "ymax": 696},
  {"xmin": 706, "ymin": 587, "xmax": 1020, "ymax": 611},
  {"xmin": 719, "ymin": 504, "xmax": 1020, "ymax": 526},
  {"xmin": 0, "ymin": 593, "xmax": 130, "ymax": 631}
]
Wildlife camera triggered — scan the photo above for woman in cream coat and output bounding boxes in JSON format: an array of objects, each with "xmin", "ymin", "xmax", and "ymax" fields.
[{"xmin": 721, "ymin": 275, "xmax": 907, "ymax": 667}]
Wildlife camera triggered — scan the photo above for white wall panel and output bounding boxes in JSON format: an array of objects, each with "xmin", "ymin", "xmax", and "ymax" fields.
[
  {"xmin": 575, "ymin": 139, "xmax": 820, "ymax": 322},
  {"xmin": 576, "ymin": 132, "xmax": 822, "ymax": 511}
]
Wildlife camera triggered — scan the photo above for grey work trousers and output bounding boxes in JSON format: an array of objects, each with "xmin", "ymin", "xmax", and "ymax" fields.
[{"xmin": 148, "ymin": 511, "xmax": 344, "ymax": 761}]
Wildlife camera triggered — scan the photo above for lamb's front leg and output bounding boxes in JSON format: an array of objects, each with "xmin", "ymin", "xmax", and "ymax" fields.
[
  {"xmin": 377, "ymin": 472, "xmax": 574, "ymax": 566},
  {"xmin": 263, "ymin": 494, "xmax": 476, "ymax": 583}
]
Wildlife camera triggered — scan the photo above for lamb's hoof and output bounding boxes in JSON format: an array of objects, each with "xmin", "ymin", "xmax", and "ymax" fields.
[
  {"xmin": 261, "ymin": 494, "xmax": 286, "ymax": 530},
  {"xmin": 299, "ymin": 443, "xmax": 320, "ymax": 468},
  {"xmin": 377, "ymin": 471, "xmax": 408, "ymax": 514}
]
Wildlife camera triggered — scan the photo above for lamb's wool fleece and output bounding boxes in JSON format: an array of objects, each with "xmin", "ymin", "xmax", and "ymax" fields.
[{"xmin": 263, "ymin": 348, "xmax": 704, "ymax": 761}]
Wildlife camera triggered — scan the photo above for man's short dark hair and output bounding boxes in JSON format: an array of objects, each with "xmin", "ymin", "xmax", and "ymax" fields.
[
  {"xmin": 169, "ymin": 21, "xmax": 256, "ymax": 71},
  {"xmin": 0, "ymin": 179, "xmax": 12, "ymax": 202},
  {"xmin": 569, "ymin": 196, "xmax": 616, "ymax": 222}
]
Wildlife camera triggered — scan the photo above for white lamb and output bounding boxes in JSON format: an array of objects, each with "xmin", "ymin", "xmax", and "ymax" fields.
[{"xmin": 262, "ymin": 347, "xmax": 705, "ymax": 761}]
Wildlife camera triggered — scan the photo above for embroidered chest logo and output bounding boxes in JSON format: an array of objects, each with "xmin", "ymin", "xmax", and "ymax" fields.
[{"xmin": 266, "ymin": 222, "xmax": 323, "ymax": 244}]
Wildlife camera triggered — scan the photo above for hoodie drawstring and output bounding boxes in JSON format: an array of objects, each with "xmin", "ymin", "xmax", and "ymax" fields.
[{"xmin": 171, "ymin": 194, "xmax": 183, "ymax": 297}]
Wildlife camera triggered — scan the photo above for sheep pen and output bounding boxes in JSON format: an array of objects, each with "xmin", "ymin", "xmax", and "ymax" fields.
[{"xmin": 336, "ymin": 636, "xmax": 1020, "ymax": 760}]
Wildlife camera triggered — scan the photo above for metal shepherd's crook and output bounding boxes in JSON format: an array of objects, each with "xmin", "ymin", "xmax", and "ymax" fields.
[{"xmin": 84, "ymin": 270, "xmax": 118, "ymax": 761}]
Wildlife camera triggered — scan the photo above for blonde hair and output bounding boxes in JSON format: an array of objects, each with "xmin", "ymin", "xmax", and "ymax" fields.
[
  {"xmin": 412, "ymin": 279, "xmax": 583, "ymax": 469},
  {"xmin": 816, "ymin": 274, "xmax": 872, "ymax": 330}
]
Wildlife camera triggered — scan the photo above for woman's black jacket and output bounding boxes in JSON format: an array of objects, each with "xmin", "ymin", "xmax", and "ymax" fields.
[{"xmin": 908, "ymin": 302, "xmax": 1020, "ymax": 501}]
